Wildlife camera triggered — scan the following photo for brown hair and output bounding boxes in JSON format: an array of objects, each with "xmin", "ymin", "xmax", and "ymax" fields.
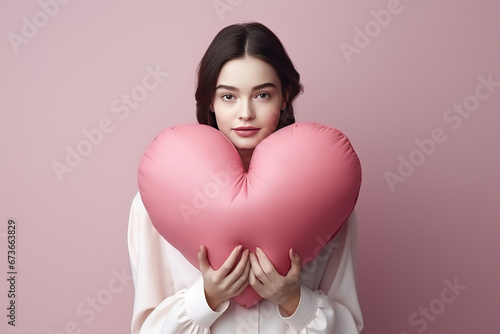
[{"xmin": 195, "ymin": 22, "xmax": 303, "ymax": 131}]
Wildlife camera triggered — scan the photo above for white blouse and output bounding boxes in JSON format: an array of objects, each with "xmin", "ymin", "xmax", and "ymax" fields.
[{"xmin": 127, "ymin": 191, "xmax": 364, "ymax": 333}]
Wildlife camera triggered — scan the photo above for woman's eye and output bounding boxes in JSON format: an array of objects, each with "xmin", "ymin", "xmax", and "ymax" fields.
[
  {"xmin": 222, "ymin": 94, "xmax": 235, "ymax": 101},
  {"xmin": 256, "ymin": 92, "xmax": 270, "ymax": 99}
]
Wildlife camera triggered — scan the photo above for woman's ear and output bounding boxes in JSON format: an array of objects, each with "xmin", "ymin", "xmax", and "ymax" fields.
[{"xmin": 282, "ymin": 86, "xmax": 292, "ymax": 110}]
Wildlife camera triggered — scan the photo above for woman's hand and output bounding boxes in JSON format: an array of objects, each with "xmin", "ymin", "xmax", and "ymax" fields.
[
  {"xmin": 249, "ymin": 247, "xmax": 302, "ymax": 316},
  {"xmin": 198, "ymin": 245, "xmax": 250, "ymax": 311}
]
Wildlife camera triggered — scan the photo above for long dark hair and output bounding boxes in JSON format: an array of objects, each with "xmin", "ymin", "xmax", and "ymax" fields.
[{"xmin": 195, "ymin": 22, "xmax": 303, "ymax": 131}]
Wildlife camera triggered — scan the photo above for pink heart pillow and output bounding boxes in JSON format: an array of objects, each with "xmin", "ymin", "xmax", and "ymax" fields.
[{"xmin": 138, "ymin": 122, "xmax": 361, "ymax": 308}]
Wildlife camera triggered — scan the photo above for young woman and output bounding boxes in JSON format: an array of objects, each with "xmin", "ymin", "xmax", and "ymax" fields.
[{"xmin": 128, "ymin": 22, "xmax": 363, "ymax": 333}]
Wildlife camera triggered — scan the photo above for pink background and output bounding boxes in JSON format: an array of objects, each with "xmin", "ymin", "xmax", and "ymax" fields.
[{"xmin": 1, "ymin": 0, "xmax": 499, "ymax": 333}]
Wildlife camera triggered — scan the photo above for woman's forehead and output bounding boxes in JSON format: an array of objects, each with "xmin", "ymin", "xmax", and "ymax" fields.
[{"xmin": 216, "ymin": 56, "xmax": 281, "ymax": 90}]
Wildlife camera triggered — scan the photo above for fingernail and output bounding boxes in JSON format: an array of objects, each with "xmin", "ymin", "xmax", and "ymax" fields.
[{"xmin": 256, "ymin": 247, "xmax": 261, "ymax": 253}]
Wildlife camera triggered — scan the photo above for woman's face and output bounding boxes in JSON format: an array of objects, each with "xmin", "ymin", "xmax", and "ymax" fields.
[{"xmin": 212, "ymin": 56, "xmax": 286, "ymax": 153}]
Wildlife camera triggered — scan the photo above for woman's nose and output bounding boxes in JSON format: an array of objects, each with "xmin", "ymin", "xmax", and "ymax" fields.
[{"xmin": 237, "ymin": 101, "xmax": 255, "ymax": 120}]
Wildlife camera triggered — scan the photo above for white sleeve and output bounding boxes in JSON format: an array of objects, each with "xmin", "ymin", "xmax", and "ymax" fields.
[
  {"xmin": 279, "ymin": 211, "xmax": 364, "ymax": 333},
  {"xmin": 127, "ymin": 192, "xmax": 230, "ymax": 334}
]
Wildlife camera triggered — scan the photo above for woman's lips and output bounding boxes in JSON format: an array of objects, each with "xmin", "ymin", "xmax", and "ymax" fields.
[{"xmin": 233, "ymin": 128, "xmax": 260, "ymax": 137}]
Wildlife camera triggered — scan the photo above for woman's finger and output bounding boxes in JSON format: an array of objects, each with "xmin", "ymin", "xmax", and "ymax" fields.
[
  {"xmin": 234, "ymin": 260, "xmax": 251, "ymax": 295},
  {"xmin": 286, "ymin": 248, "xmax": 301, "ymax": 278},
  {"xmin": 248, "ymin": 263, "xmax": 261, "ymax": 287},
  {"xmin": 249, "ymin": 251, "xmax": 272, "ymax": 286},
  {"xmin": 228, "ymin": 249, "xmax": 249, "ymax": 281},
  {"xmin": 217, "ymin": 245, "xmax": 243, "ymax": 275},
  {"xmin": 198, "ymin": 245, "xmax": 211, "ymax": 273},
  {"xmin": 254, "ymin": 247, "xmax": 277, "ymax": 280}
]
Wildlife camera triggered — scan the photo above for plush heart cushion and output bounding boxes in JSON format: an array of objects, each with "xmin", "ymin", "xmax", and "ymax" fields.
[{"xmin": 138, "ymin": 122, "xmax": 361, "ymax": 308}]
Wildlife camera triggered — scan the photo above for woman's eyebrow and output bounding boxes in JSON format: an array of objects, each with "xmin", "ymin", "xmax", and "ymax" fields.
[
  {"xmin": 253, "ymin": 82, "xmax": 277, "ymax": 91},
  {"xmin": 215, "ymin": 82, "xmax": 277, "ymax": 91}
]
